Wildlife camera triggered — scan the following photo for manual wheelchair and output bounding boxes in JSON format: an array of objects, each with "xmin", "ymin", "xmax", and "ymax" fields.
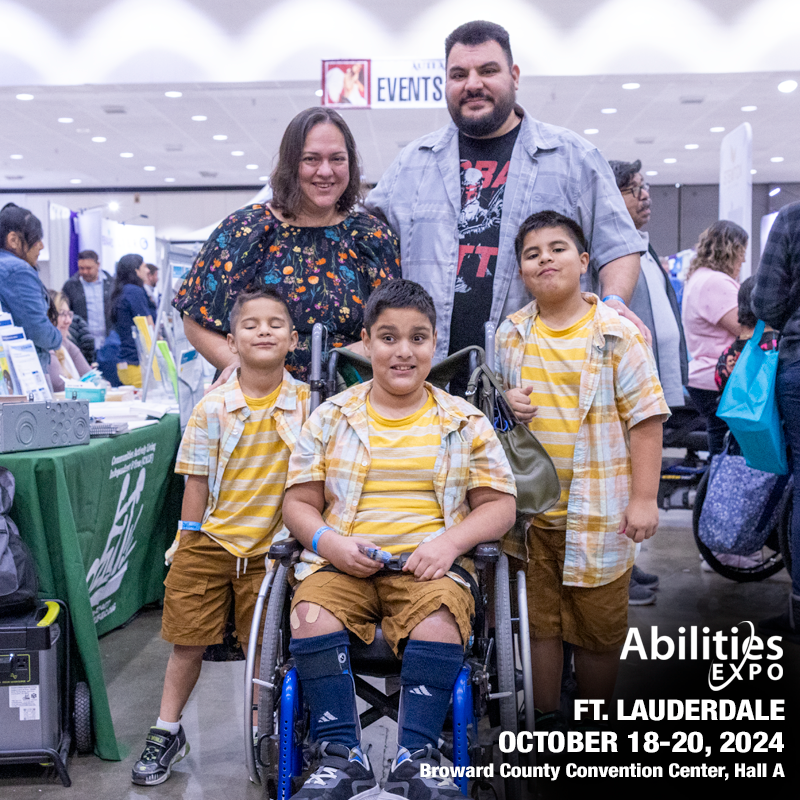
[{"xmin": 242, "ymin": 323, "xmax": 536, "ymax": 799}]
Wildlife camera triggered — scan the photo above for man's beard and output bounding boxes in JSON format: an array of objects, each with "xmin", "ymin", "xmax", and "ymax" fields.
[{"xmin": 449, "ymin": 89, "xmax": 517, "ymax": 138}]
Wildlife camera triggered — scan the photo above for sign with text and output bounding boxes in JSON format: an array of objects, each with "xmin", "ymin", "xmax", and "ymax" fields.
[
  {"xmin": 719, "ymin": 122, "xmax": 753, "ymax": 279},
  {"xmin": 322, "ymin": 59, "xmax": 446, "ymax": 109}
]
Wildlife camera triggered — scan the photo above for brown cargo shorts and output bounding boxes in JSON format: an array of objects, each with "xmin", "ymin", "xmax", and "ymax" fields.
[
  {"xmin": 161, "ymin": 530, "xmax": 270, "ymax": 647},
  {"xmin": 291, "ymin": 570, "xmax": 474, "ymax": 656},
  {"xmin": 522, "ymin": 524, "xmax": 631, "ymax": 652}
]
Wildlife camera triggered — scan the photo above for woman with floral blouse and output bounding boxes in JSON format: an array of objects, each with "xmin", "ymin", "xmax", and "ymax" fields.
[{"xmin": 174, "ymin": 107, "xmax": 400, "ymax": 381}]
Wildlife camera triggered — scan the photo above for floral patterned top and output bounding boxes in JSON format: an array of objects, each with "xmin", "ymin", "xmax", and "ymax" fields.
[{"xmin": 173, "ymin": 204, "xmax": 401, "ymax": 380}]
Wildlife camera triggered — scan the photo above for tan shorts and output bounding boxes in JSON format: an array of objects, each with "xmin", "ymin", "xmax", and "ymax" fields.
[
  {"xmin": 291, "ymin": 570, "xmax": 474, "ymax": 657},
  {"xmin": 521, "ymin": 524, "xmax": 631, "ymax": 652},
  {"xmin": 161, "ymin": 531, "xmax": 269, "ymax": 647}
]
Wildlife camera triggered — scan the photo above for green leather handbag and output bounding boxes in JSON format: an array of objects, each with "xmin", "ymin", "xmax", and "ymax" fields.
[{"xmin": 468, "ymin": 363, "xmax": 560, "ymax": 516}]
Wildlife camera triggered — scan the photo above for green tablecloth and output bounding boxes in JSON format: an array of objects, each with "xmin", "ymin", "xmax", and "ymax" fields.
[{"xmin": 0, "ymin": 415, "xmax": 184, "ymax": 760}]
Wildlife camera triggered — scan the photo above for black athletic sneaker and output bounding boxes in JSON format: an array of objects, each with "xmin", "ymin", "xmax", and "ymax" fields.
[
  {"xmin": 382, "ymin": 745, "xmax": 463, "ymax": 800},
  {"xmin": 293, "ymin": 742, "xmax": 380, "ymax": 800},
  {"xmin": 131, "ymin": 726, "xmax": 189, "ymax": 785}
]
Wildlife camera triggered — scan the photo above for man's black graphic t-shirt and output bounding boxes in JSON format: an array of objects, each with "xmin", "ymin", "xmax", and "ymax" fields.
[{"xmin": 449, "ymin": 123, "xmax": 521, "ymax": 356}]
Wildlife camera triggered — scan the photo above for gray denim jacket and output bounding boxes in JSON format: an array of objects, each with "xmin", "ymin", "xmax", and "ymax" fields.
[{"xmin": 366, "ymin": 106, "xmax": 643, "ymax": 361}]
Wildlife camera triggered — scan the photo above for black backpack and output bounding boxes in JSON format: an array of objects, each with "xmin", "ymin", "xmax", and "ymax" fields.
[{"xmin": 0, "ymin": 466, "xmax": 38, "ymax": 614}]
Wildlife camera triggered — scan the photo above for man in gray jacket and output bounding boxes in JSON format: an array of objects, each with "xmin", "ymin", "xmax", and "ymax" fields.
[{"xmin": 366, "ymin": 20, "xmax": 644, "ymax": 374}]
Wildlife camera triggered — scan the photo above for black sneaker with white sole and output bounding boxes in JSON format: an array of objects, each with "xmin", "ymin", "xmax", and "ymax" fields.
[
  {"xmin": 381, "ymin": 745, "xmax": 463, "ymax": 800},
  {"xmin": 293, "ymin": 742, "xmax": 380, "ymax": 800},
  {"xmin": 131, "ymin": 725, "xmax": 189, "ymax": 785}
]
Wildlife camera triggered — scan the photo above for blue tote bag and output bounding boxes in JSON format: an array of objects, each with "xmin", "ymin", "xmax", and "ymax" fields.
[{"xmin": 716, "ymin": 320, "xmax": 788, "ymax": 475}]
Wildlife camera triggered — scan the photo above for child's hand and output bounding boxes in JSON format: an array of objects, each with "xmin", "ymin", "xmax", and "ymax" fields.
[
  {"xmin": 403, "ymin": 536, "xmax": 460, "ymax": 581},
  {"xmin": 617, "ymin": 498, "xmax": 659, "ymax": 543},
  {"xmin": 321, "ymin": 535, "xmax": 383, "ymax": 578},
  {"xmin": 506, "ymin": 386, "xmax": 537, "ymax": 423}
]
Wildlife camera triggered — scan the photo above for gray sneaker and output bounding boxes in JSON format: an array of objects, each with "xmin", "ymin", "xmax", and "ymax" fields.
[
  {"xmin": 628, "ymin": 579, "xmax": 656, "ymax": 606},
  {"xmin": 631, "ymin": 564, "xmax": 659, "ymax": 590},
  {"xmin": 381, "ymin": 745, "xmax": 463, "ymax": 800},
  {"xmin": 292, "ymin": 743, "xmax": 379, "ymax": 800},
  {"xmin": 131, "ymin": 726, "xmax": 189, "ymax": 785}
]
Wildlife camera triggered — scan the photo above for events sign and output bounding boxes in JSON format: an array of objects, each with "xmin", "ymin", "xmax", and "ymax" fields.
[
  {"xmin": 719, "ymin": 122, "xmax": 753, "ymax": 279},
  {"xmin": 322, "ymin": 59, "xmax": 446, "ymax": 109}
]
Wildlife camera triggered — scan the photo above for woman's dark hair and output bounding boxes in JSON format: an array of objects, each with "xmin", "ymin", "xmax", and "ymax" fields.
[
  {"xmin": 110, "ymin": 253, "xmax": 145, "ymax": 323},
  {"xmin": 270, "ymin": 107, "xmax": 362, "ymax": 220},
  {"xmin": 0, "ymin": 202, "xmax": 44, "ymax": 251},
  {"xmin": 737, "ymin": 276, "xmax": 758, "ymax": 328},
  {"xmin": 363, "ymin": 279, "xmax": 436, "ymax": 334}
]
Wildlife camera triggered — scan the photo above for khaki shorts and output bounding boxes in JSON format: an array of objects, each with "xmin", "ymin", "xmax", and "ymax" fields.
[
  {"xmin": 291, "ymin": 570, "xmax": 474, "ymax": 657},
  {"xmin": 161, "ymin": 531, "xmax": 269, "ymax": 647},
  {"xmin": 521, "ymin": 524, "xmax": 631, "ymax": 653}
]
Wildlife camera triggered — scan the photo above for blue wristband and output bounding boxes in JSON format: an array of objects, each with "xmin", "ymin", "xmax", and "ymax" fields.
[
  {"xmin": 178, "ymin": 520, "xmax": 201, "ymax": 531},
  {"xmin": 602, "ymin": 294, "xmax": 626, "ymax": 306},
  {"xmin": 312, "ymin": 526, "xmax": 333, "ymax": 555}
]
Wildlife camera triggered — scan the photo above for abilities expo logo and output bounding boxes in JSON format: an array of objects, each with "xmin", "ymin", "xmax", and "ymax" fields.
[{"xmin": 621, "ymin": 623, "xmax": 784, "ymax": 690}]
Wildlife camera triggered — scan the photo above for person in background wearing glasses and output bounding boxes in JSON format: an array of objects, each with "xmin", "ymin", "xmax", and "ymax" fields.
[
  {"xmin": 47, "ymin": 290, "xmax": 92, "ymax": 392},
  {"xmin": 609, "ymin": 160, "xmax": 688, "ymax": 606}
]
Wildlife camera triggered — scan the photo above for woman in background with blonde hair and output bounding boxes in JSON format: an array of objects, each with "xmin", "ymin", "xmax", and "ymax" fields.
[
  {"xmin": 681, "ymin": 220, "xmax": 748, "ymax": 455},
  {"xmin": 47, "ymin": 290, "xmax": 91, "ymax": 392}
]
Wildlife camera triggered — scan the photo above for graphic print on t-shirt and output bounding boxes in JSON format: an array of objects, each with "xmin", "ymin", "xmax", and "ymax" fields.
[{"xmin": 450, "ymin": 125, "xmax": 520, "ymax": 355}]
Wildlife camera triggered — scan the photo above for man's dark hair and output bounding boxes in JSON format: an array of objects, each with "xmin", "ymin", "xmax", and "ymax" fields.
[
  {"xmin": 514, "ymin": 211, "xmax": 589, "ymax": 264},
  {"xmin": 445, "ymin": 20, "xmax": 513, "ymax": 67},
  {"xmin": 78, "ymin": 249, "xmax": 99, "ymax": 262},
  {"xmin": 608, "ymin": 159, "xmax": 642, "ymax": 191},
  {"xmin": 270, "ymin": 107, "xmax": 363, "ymax": 220},
  {"xmin": 0, "ymin": 202, "xmax": 43, "ymax": 251},
  {"xmin": 146, "ymin": 263, "xmax": 158, "ymax": 275},
  {"xmin": 229, "ymin": 286, "xmax": 293, "ymax": 333},
  {"xmin": 738, "ymin": 276, "xmax": 758, "ymax": 328},
  {"xmin": 363, "ymin": 279, "xmax": 436, "ymax": 334}
]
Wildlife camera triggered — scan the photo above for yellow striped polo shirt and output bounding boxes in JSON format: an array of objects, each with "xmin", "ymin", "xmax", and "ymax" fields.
[
  {"xmin": 203, "ymin": 385, "xmax": 290, "ymax": 558},
  {"xmin": 521, "ymin": 305, "xmax": 596, "ymax": 529},
  {"xmin": 350, "ymin": 391, "xmax": 445, "ymax": 552}
]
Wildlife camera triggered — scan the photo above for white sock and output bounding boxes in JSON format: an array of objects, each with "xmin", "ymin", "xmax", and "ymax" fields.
[{"xmin": 156, "ymin": 717, "xmax": 181, "ymax": 735}]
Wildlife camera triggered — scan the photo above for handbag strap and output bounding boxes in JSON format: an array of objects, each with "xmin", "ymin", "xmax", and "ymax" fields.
[{"xmin": 469, "ymin": 362, "xmax": 524, "ymax": 427}]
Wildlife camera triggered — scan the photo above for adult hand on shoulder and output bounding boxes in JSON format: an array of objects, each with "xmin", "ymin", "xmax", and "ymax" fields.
[
  {"xmin": 404, "ymin": 536, "xmax": 460, "ymax": 582},
  {"xmin": 506, "ymin": 386, "xmax": 538, "ymax": 423},
  {"xmin": 604, "ymin": 299, "xmax": 653, "ymax": 347},
  {"xmin": 320, "ymin": 535, "xmax": 383, "ymax": 578},
  {"xmin": 617, "ymin": 497, "xmax": 659, "ymax": 543},
  {"xmin": 204, "ymin": 361, "xmax": 239, "ymax": 395}
]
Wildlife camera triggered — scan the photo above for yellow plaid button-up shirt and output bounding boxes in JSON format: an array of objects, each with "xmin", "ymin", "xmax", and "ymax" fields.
[
  {"xmin": 175, "ymin": 369, "xmax": 310, "ymax": 553},
  {"xmin": 495, "ymin": 294, "xmax": 669, "ymax": 587},
  {"xmin": 285, "ymin": 381, "xmax": 517, "ymax": 582}
]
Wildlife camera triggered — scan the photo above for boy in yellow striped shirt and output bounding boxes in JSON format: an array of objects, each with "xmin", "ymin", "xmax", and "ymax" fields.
[
  {"xmin": 132, "ymin": 287, "xmax": 310, "ymax": 786},
  {"xmin": 496, "ymin": 211, "xmax": 669, "ymax": 732},
  {"xmin": 283, "ymin": 280, "xmax": 517, "ymax": 800}
]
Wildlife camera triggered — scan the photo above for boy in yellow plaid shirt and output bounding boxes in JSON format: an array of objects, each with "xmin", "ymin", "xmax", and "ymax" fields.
[
  {"xmin": 132, "ymin": 287, "xmax": 309, "ymax": 785},
  {"xmin": 495, "ymin": 211, "xmax": 669, "ymax": 732},
  {"xmin": 283, "ymin": 280, "xmax": 517, "ymax": 800}
]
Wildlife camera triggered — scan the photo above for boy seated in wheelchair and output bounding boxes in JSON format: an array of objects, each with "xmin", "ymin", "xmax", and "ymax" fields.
[
  {"xmin": 283, "ymin": 279, "xmax": 517, "ymax": 800},
  {"xmin": 495, "ymin": 211, "xmax": 669, "ymax": 731},
  {"xmin": 132, "ymin": 287, "xmax": 310, "ymax": 786}
]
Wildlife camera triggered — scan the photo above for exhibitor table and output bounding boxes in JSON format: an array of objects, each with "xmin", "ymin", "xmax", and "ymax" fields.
[{"xmin": 0, "ymin": 415, "xmax": 184, "ymax": 760}]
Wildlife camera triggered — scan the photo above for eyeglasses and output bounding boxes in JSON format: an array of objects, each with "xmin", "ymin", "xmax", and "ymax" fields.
[
  {"xmin": 58, "ymin": 310, "xmax": 74, "ymax": 320},
  {"xmin": 621, "ymin": 181, "xmax": 650, "ymax": 200}
]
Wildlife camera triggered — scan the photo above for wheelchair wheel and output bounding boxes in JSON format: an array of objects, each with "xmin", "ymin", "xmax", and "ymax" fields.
[
  {"xmin": 494, "ymin": 554, "xmax": 517, "ymax": 734},
  {"xmin": 257, "ymin": 562, "xmax": 291, "ymax": 789},
  {"xmin": 693, "ymin": 469, "xmax": 786, "ymax": 582}
]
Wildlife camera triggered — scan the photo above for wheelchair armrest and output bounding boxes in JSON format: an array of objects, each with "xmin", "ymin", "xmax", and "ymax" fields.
[
  {"xmin": 471, "ymin": 542, "xmax": 501, "ymax": 564},
  {"xmin": 268, "ymin": 538, "xmax": 302, "ymax": 564}
]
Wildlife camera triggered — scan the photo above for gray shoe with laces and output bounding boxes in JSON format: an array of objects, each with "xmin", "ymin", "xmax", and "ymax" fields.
[{"xmin": 131, "ymin": 725, "xmax": 189, "ymax": 785}]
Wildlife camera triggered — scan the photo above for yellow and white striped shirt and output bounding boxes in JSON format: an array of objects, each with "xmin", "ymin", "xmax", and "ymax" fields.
[
  {"xmin": 522, "ymin": 306, "xmax": 596, "ymax": 529},
  {"xmin": 202, "ymin": 386, "xmax": 290, "ymax": 557},
  {"xmin": 351, "ymin": 392, "xmax": 445, "ymax": 551}
]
